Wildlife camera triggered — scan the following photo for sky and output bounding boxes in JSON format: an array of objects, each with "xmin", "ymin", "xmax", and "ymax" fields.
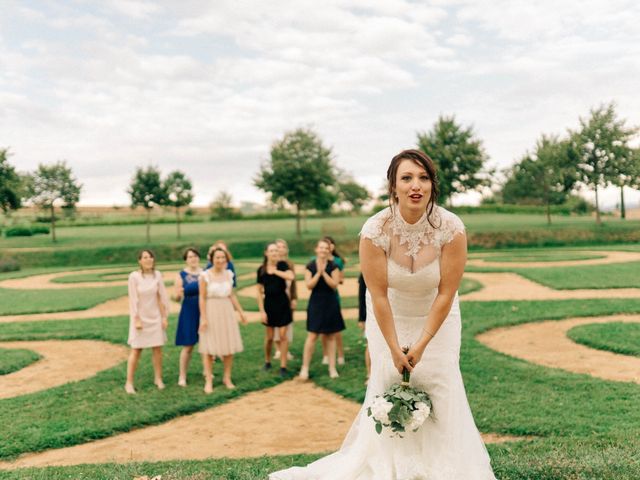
[{"xmin": 1, "ymin": 0, "xmax": 640, "ymax": 209}]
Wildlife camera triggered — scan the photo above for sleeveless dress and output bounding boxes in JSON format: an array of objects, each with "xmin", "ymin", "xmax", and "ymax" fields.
[
  {"xmin": 127, "ymin": 270, "xmax": 170, "ymax": 349},
  {"xmin": 270, "ymin": 206, "xmax": 496, "ymax": 480},
  {"xmin": 175, "ymin": 270, "xmax": 200, "ymax": 346},
  {"xmin": 198, "ymin": 270, "xmax": 243, "ymax": 357},
  {"xmin": 306, "ymin": 260, "xmax": 345, "ymax": 334}
]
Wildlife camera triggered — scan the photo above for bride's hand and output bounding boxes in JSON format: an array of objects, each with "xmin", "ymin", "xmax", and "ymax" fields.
[
  {"xmin": 405, "ymin": 343, "xmax": 426, "ymax": 369},
  {"xmin": 391, "ymin": 347, "xmax": 413, "ymax": 375}
]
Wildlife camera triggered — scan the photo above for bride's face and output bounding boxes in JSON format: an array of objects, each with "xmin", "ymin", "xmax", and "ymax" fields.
[{"xmin": 394, "ymin": 159, "xmax": 432, "ymax": 213}]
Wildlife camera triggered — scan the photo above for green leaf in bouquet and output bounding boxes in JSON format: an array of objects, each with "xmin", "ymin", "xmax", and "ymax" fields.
[{"xmin": 375, "ymin": 422, "xmax": 382, "ymax": 435}]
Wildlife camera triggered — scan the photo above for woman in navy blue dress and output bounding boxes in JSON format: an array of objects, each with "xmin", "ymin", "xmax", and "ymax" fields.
[
  {"xmin": 174, "ymin": 247, "xmax": 202, "ymax": 387},
  {"xmin": 298, "ymin": 239, "xmax": 345, "ymax": 381}
]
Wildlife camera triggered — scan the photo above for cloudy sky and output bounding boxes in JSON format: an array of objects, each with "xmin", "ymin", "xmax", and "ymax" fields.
[{"xmin": 2, "ymin": 0, "xmax": 640, "ymax": 209}]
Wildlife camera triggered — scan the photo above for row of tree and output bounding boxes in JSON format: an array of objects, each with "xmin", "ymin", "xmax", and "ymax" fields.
[
  {"xmin": 499, "ymin": 103, "xmax": 640, "ymax": 224},
  {"xmin": 1, "ymin": 102, "xmax": 638, "ymax": 241}
]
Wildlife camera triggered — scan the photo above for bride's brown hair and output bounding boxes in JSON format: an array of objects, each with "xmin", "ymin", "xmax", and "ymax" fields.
[{"xmin": 387, "ymin": 149, "xmax": 440, "ymax": 227}]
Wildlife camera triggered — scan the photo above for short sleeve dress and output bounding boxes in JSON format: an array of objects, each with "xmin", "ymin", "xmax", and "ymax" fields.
[
  {"xmin": 306, "ymin": 260, "xmax": 345, "ymax": 334},
  {"xmin": 257, "ymin": 261, "xmax": 293, "ymax": 328}
]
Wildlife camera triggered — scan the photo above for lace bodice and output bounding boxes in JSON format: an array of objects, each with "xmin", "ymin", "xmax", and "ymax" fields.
[
  {"xmin": 201, "ymin": 270, "xmax": 233, "ymax": 298},
  {"xmin": 360, "ymin": 205, "xmax": 465, "ymax": 272}
]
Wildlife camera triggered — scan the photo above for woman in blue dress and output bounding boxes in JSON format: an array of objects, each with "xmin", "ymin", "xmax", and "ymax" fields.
[{"xmin": 174, "ymin": 247, "xmax": 202, "ymax": 387}]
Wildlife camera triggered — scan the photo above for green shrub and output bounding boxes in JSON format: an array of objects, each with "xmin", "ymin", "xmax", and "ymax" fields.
[
  {"xmin": 5, "ymin": 226, "xmax": 32, "ymax": 237},
  {"xmin": 0, "ymin": 257, "xmax": 20, "ymax": 272}
]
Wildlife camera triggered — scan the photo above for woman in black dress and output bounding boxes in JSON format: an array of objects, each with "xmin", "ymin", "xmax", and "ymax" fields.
[
  {"xmin": 257, "ymin": 242, "xmax": 295, "ymax": 377},
  {"xmin": 298, "ymin": 239, "xmax": 345, "ymax": 380}
]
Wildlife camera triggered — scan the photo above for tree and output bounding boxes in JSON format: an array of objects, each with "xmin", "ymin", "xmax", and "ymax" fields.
[
  {"xmin": 163, "ymin": 170, "xmax": 193, "ymax": 239},
  {"xmin": 26, "ymin": 161, "xmax": 82, "ymax": 242},
  {"xmin": 570, "ymin": 102, "xmax": 637, "ymax": 224},
  {"xmin": 417, "ymin": 115, "xmax": 490, "ymax": 205},
  {"xmin": 128, "ymin": 166, "xmax": 166, "ymax": 243},
  {"xmin": 501, "ymin": 135, "xmax": 577, "ymax": 224},
  {"xmin": 338, "ymin": 179, "xmax": 370, "ymax": 213},
  {"xmin": 255, "ymin": 128, "xmax": 337, "ymax": 236},
  {"xmin": 209, "ymin": 191, "xmax": 238, "ymax": 219},
  {"xmin": 608, "ymin": 143, "xmax": 640, "ymax": 219},
  {"xmin": 0, "ymin": 149, "xmax": 22, "ymax": 215}
]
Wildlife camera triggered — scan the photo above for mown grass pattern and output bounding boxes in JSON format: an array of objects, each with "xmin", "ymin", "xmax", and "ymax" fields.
[{"xmin": 567, "ymin": 321, "xmax": 640, "ymax": 357}]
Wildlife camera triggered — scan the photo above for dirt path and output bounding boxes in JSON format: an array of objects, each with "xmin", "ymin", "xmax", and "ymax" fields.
[
  {"xmin": 467, "ymin": 250, "xmax": 640, "ymax": 268},
  {"xmin": 476, "ymin": 314, "xmax": 640, "ymax": 384},
  {"xmin": 0, "ymin": 340, "xmax": 128, "ymax": 399},
  {"xmin": 461, "ymin": 272, "xmax": 640, "ymax": 301},
  {"xmin": 0, "ymin": 380, "xmax": 523, "ymax": 469}
]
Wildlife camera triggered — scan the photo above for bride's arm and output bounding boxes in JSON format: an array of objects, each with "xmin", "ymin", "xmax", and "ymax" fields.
[
  {"xmin": 360, "ymin": 236, "xmax": 414, "ymax": 375},
  {"xmin": 406, "ymin": 232, "xmax": 467, "ymax": 367}
]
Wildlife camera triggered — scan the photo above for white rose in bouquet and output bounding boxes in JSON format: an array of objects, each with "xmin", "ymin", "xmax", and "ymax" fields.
[{"xmin": 369, "ymin": 396, "xmax": 394, "ymax": 424}]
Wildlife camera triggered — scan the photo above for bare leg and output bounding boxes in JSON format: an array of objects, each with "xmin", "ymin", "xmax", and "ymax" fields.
[
  {"xmin": 299, "ymin": 332, "xmax": 318, "ymax": 379},
  {"xmin": 321, "ymin": 334, "xmax": 328, "ymax": 363},
  {"xmin": 327, "ymin": 333, "xmax": 339, "ymax": 378},
  {"xmin": 222, "ymin": 355, "xmax": 235, "ymax": 388},
  {"xmin": 278, "ymin": 326, "xmax": 288, "ymax": 369},
  {"xmin": 152, "ymin": 347, "xmax": 164, "ymax": 389},
  {"xmin": 125, "ymin": 348, "xmax": 142, "ymax": 393},
  {"xmin": 336, "ymin": 332, "xmax": 345, "ymax": 364},
  {"xmin": 178, "ymin": 345, "xmax": 193, "ymax": 386},
  {"xmin": 202, "ymin": 353, "xmax": 214, "ymax": 393},
  {"xmin": 264, "ymin": 327, "xmax": 274, "ymax": 365}
]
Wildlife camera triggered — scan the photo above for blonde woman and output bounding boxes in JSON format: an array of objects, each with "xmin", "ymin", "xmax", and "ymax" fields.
[
  {"xmin": 125, "ymin": 249, "xmax": 170, "ymax": 394},
  {"xmin": 199, "ymin": 247, "xmax": 247, "ymax": 392}
]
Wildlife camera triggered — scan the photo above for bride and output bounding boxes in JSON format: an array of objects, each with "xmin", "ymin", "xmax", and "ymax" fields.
[{"xmin": 270, "ymin": 149, "xmax": 496, "ymax": 479}]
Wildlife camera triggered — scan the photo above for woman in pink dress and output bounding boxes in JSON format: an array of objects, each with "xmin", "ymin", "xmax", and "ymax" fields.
[
  {"xmin": 198, "ymin": 247, "xmax": 247, "ymax": 393},
  {"xmin": 125, "ymin": 249, "xmax": 171, "ymax": 394}
]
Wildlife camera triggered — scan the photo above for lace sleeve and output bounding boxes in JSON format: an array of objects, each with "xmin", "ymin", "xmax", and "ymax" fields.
[
  {"xmin": 359, "ymin": 208, "xmax": 390, "ymax": 252},
  {"xmin": 438, "ymin": 208, "xmax": 466, "ymax": 246}
]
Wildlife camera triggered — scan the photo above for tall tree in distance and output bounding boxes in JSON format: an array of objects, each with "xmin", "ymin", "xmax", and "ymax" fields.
[
  {"xmin": 570, "ymin": 102, "xmax": 636, "ymax": 224},
  {"xmin": 128, "ymin": 166, "xmax": 166, "ymax": 243},
  {"xmin": 26, "ymin": 161, "xmax": 82, "ymax": 242},
  {"xmin": 502, "ymin": 135, "xmax": 577, "ymax": 224},
  {"xmin": 338, "ymin": 178, "xmax": 370, "ymax": 213},
  {"xmin": 210, "ymin": 191, "xmax": 237, "ymax": 219},
  {"xmin": 0, "ymin": 149, "xmax": 22, "ymax": 216},
  {"xmin": 163, "ymin": 170, "xmax": 193, "ymax": 239},
  {"xmin": 255, "ymin": 128, "xmax": 337, "ymax": 236},
  {"xmin": 608, "ymin": 139, "xmax": 640, "ymax": 220},
  {"xmin": 417, "ymin": 115, "xmax": 489, "ymax": 206}
]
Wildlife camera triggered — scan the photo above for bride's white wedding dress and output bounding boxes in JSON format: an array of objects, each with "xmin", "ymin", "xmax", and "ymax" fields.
[{"xmin": 270, "ymin": 206, "xmax": 496, "ymax": 480}]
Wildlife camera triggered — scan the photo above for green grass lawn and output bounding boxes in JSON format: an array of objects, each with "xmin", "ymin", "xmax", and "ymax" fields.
[
  {"xmin": 469, "ymin": 251, "xmax": 605, "ymax": 262},
  {"xmin": 0, "ymin": 347, "xmax": 41, "ymax": 375},
  {"xmin": 567, "ymin": 322, "xmax": 640, "ymax": 357},
  {"xmin": 514, "ymin": 262, "xmax": 640, "ymax": 290},
  {"xmin": 0, "ymin": 286, "xmax": 127, "ymax": 316}
]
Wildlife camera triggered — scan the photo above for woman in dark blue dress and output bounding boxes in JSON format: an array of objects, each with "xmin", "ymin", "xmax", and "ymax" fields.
[
  {"xmin": 298, "ymin": 239, "xmax": 345, "ymax": 381},
  {"xmin": 174, "ymin": 247, "xmax": 202, "ymax": 387}
]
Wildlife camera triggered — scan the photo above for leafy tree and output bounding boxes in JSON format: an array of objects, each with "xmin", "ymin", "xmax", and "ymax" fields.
[
  {"xmin": 608, "ymin": 144, "xmax": 640, "ymax": 219},
  {"xmin": 163, "ymin": 170, "xmax": 193, "ymax": 239},
  {"xmin": 570, "ymin": 102, "xmax": 637, "ymax": 224},
  {"xmin": 128, "ymin": 166, "xmax": 166, "ymax": 243},
  {"xmin": 209, "ymin": 191, "xmax": 239, "ymax": 219},
  {"xmin": 338, "ymin": 179, "xmax": 370, "ymax": 213},
  {"xmin": 417, "ymin": 115, "xmax": 490, "ymax": 205},
  {"xmin": 255, "ymin": 128, "xmax": 337, "ymax": 236},
  {"xmin": 0, "ymin": 149, "xmax": 22, "ymax": 215},
  {"xmin": 26, "ymin": 161, "xmax": 82, "ymax": 242},
  {"xmin": 502, "ymin": 135, "xmax": 577, "ymax": 224}
]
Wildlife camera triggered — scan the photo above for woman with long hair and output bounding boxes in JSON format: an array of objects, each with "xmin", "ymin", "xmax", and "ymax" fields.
[
  {"xmin": 271, "ymin": 149, "xmax": 496, "ymax": 479},
  {"xmin": 125, "ymin": 249, "xmax": 170, "ymax": 394},
  {"xmin": 273, "ymin": 238, "xmax": 297, "ymax": 361}
]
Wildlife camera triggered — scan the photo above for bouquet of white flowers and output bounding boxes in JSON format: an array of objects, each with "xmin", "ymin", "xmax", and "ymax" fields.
[{"xmin": 367, "ymin": 359, "xmax": 432, "ymax": 437}]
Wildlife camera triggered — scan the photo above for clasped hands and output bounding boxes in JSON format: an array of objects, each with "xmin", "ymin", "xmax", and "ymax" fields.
[{"xmin": 392, "ymin": 343, "xmax": 426, "ymax": 375}]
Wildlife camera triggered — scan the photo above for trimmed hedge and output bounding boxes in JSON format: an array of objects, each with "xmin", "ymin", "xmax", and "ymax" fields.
[{"xmin": 4, "ymin": 225, "xmax": 50, "ymax": 237}]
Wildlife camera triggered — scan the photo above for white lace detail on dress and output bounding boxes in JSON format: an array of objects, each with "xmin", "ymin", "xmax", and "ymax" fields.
[{"xmin": 360, "ymin": 206, "xmax": 465, "ymax": 260}]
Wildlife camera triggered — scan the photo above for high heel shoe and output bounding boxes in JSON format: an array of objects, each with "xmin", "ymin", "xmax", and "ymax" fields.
[
  {"xmin": 124, "ymin": 383, "xmax": 136, "ymax": 394},
  {"xmin": 329, "ymin": 368, "xmax": 340, "ymax": 379}
]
